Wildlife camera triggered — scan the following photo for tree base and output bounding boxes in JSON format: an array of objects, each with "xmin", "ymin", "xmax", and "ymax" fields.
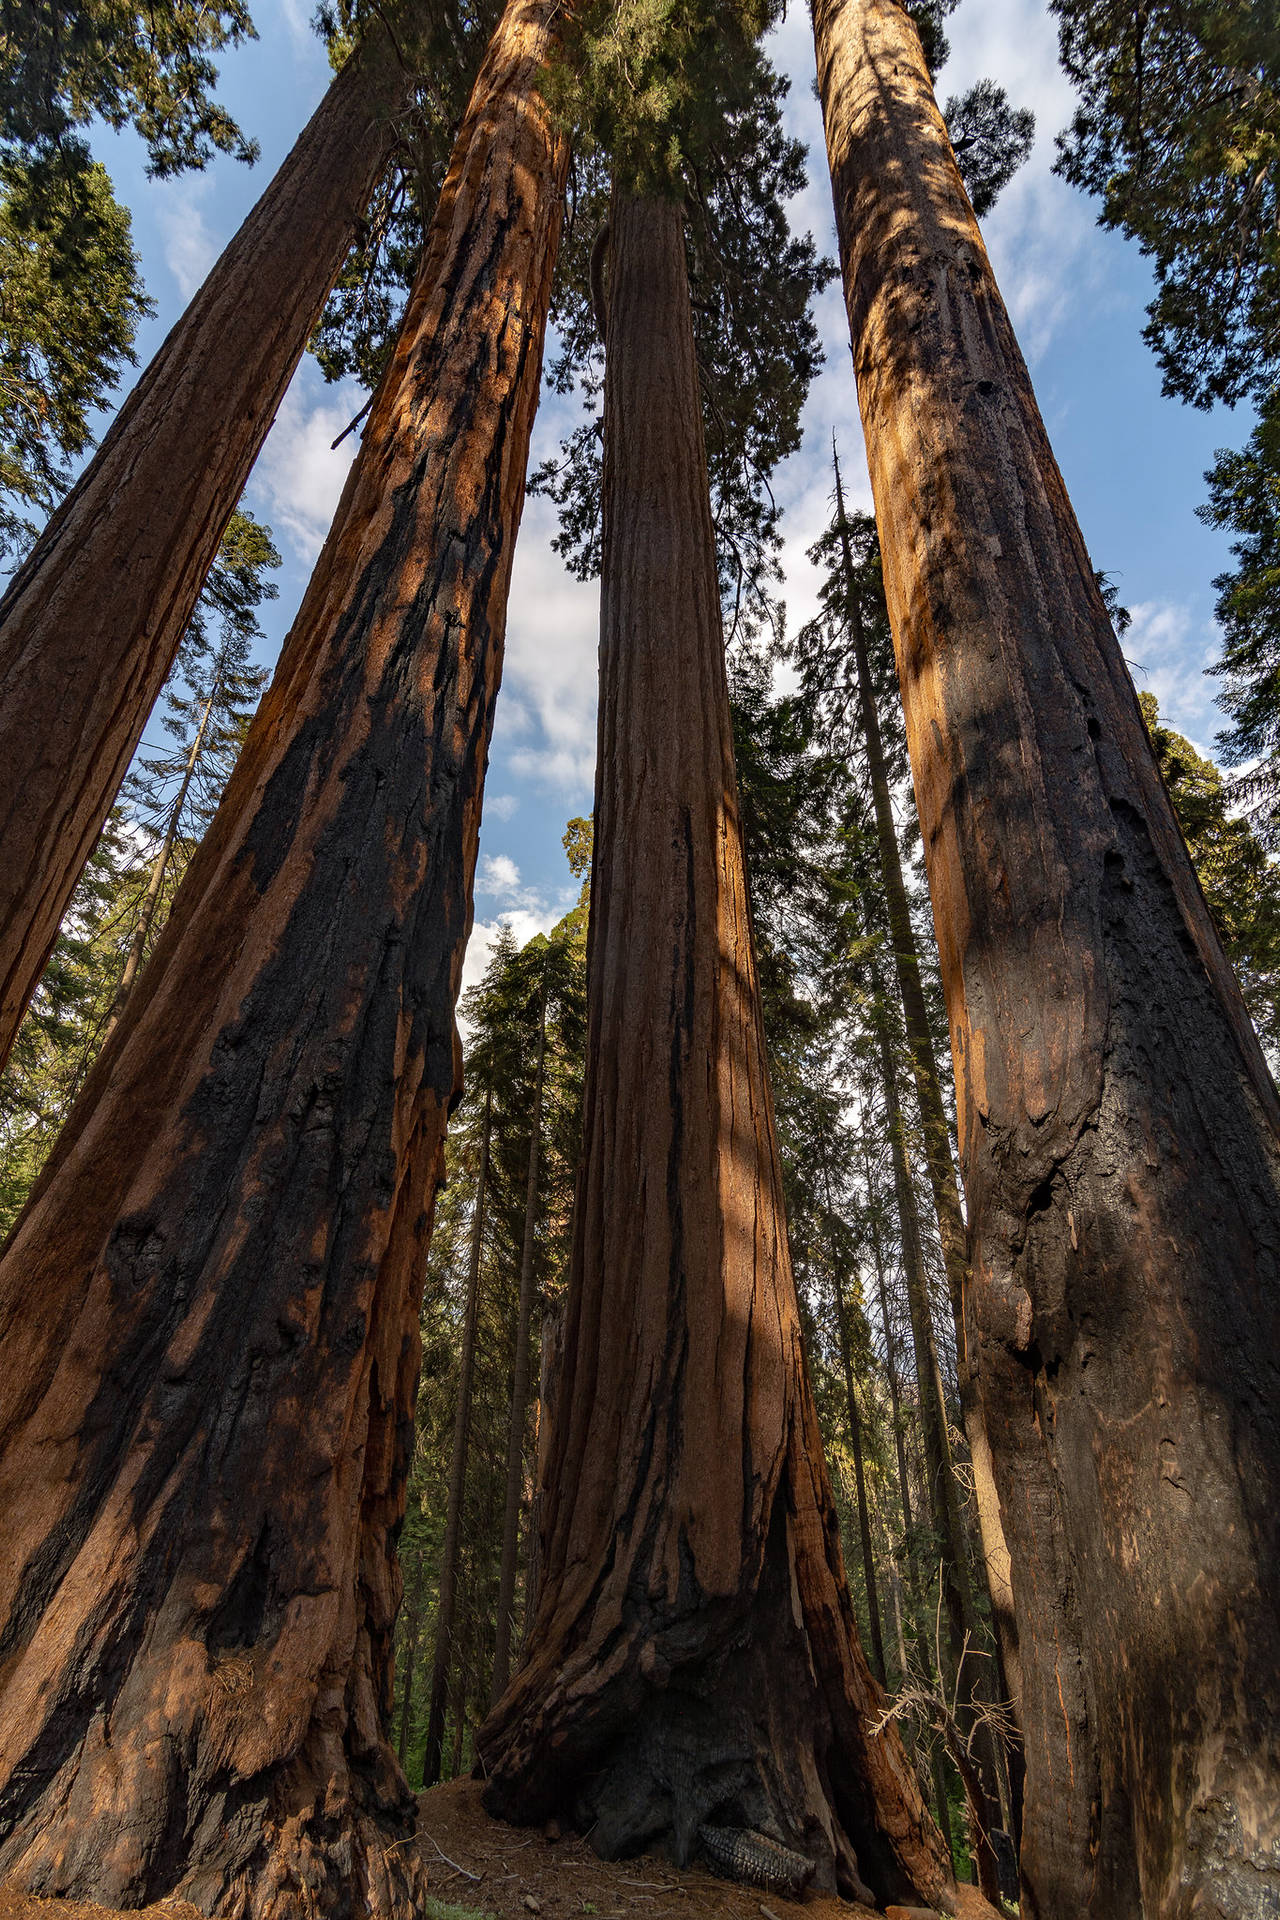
[
  {"xmin": 481, "ymin": 1498, "xmax": 945, "ymax": 1913},
  {"xmin": 0, "ymin": 1737, "xmax": 425, "ymax": 1919}
]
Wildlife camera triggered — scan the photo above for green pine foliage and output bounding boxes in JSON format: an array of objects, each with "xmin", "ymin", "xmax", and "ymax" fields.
[
  {"xmin": 0, "ymin": 147, "xmax": 149, "ymax": 561},
  {"xmin": 310, "ymin": 0, "xmax": 503, "ymax": 391},
  {"xmin": 945, "ymin": 77, "xmax": 1035, "ymax": 216},
  {"xmin": 0, "ymin": 508, "xmax": 277, "ymax": 1234},
  {"xmin": 393, "ymin": 853, "xmax": 588, "ymax": 1783},
  {"xmin": 0, "ymin": 809, "xmax": 140, "ymax": 1235},
  {"xmin": 0, "ymin": 0, "xmax": 258, "ymax": 185},
  {"xmin": 121, "ymin": 508, "xmax": 277, "ymax": 882},
  {"xmin": 1053, "ymin": 0, "xmax": 1280, "ymax": 411},
  {"xmin": 1140, "ymin": 691, "xmax": 1280, "ymax": 1058}
]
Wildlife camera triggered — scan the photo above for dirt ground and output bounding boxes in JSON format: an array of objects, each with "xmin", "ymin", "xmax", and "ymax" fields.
[
  {"xmin": 417, "ymin": 1777, "xmax": 1005, "ymax": 1920},
  {"xmin": 0, "ymin": 1778, "xmax": 1005, "ymax": 1920}
]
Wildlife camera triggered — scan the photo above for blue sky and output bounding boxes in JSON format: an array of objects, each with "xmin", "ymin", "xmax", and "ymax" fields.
[{"xmin": 82, "ymin": 0, "xmax": 1253, "ymax": 988}]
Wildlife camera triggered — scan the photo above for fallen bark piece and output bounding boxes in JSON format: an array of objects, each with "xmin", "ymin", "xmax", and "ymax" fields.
[{"xmin": 698, "ymin": 1828, "xmax": 815, "ymax": 1898}]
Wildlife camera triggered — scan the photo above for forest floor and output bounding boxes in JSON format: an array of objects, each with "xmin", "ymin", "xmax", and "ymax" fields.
[
  {"xmin": 415, "ymin": 1778, "xmax": 1006, "ymax": 1920},
  {"xmin": 0, "ymin": 1778, "xmax": 1006, "ymax": 1920}
]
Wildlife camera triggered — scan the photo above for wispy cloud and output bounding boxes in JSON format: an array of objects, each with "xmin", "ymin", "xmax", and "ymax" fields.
[
  {"xmin": 1124, "ymin": 599, "xmax": 1226, "ymax": 754},
  {"xmin": 154, "ymin": 180, "xmax": 220, "ymax": 302},
  {"xmin": 498, "ymin": 492, "xmax": 600, "ymax": 799},
  {"xmin": 248, "ymin": 365, "xmax": 362, "ymax": 564}
]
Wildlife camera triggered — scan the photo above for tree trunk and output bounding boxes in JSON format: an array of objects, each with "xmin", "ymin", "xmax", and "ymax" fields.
[
  {"xmin": 476, "ymin": 192, "xmax": 952, "ymax": 1915},
  {"xmin": 425, "ymin": 1092, "xmax": 492, "ymax": 1787},
  {"xmin": 814, "ymin": 0, "xmax": 1280, "ymax": 1911},
  {"xmin": 0, "ymin": 2, "xmax": 568, "ymax": 1910},
  {"xmin": 834, "ymin": 1290, "xmax": 888, "ymax": 1689},
  {"xmin": 490, "ymin": 990, "xmax": 547, "ymax": 1704},
  {"xmin": 0, "ymin": 25, "xmax": 414, "ymax": 1076},
  {"xmin": 819, "ymin": 1157, "xmax": 887, "ymax": 1687},
  {"xmin": 397, "ymin": 1555, "xmax": 426, "ymax": 1770},
  {"xmin": 833, "ymin": 447, "xmax": 1018, "ymax": 1709}
]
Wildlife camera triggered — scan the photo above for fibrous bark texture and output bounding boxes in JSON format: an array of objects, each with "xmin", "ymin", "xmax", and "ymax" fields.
[
  {"xmin": 0, "ymin": 2, "xmax": 567, "ymax": 1910},
  {"xmin": 812, "ymin": 1, "xmax": 1280, "ymax": 1912},
  {"xmin": 0, "ymin": 27, "xmax": 412, "ymax": 1075},
  {"xmin": 476, "ymin": 193, "xmax": 953, "ymax": 1917}
]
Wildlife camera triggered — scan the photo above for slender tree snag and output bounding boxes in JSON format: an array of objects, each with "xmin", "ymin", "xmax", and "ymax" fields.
[
  {"xmin": 0, "ymin": 25, "xmax": 416, "ymax": 1075},
  {"xmin": 0, "ymin": 2, "xmax": 568, "ymax": 1909},
  {"xmin": 425, "ymin": 1092, "xmax": 493, "ymax": 1786},
  {"xmin": 813, "ymin": 0, "xmax": 1280, "ymax": 1911},
  {"xmin": 491, "ymin": 989, "xmax": 548, "ymax": 1704},
  {"xmin": 477, "ymin": 193, "xmax": 953, "ymax": 1915}
]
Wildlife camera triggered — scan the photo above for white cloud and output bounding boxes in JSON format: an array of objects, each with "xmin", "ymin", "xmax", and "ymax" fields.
[
  {"xmin": 154, "ymin": 182, "xmax": 220, "ymax": 303},
  {"xmin": 479, "ymin": 851, "xmax": 523, "ymax": 898},
  {"xmin": 498, "ymin": 492, "xmax": 601, "ymax": 798},
  {"xmin": 1124, "ymin": 599, "xmax": 1225, "ymax": 755},
  {"xmin": 277, "ymin": 0, "xmax": 314, "ymax": 45},
  {"xmin": 249, "ymin": 367, "xmax": 363, "ymax": 564},
  {"xmin": 486, "ymin": 793, "xmax": 519, "ymax": 822}
]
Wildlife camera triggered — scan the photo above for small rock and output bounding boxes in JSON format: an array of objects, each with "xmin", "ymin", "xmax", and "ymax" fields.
[
  {"xmin": 523, "ymin": 1896, "xmax": 542, "ymax": 1914},
  {"xmin": 543, "ymin": 1817, "xmax": 563, "ymax": 1842}
]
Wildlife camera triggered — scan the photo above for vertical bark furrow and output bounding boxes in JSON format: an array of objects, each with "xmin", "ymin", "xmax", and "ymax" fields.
[
  {"xmin": 0, "ymin": 3, "xmax": 568, "ymax": 1911},
  {"xmin": 812, "ymin": 0, "xmax": 1280, "ymax": 1912}
]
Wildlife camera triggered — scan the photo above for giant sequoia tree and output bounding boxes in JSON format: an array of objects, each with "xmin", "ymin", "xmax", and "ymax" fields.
[
  {"xmin": 0, "ymin": 0, "xmax": 567, "ymax": 1907},
  {"xmin": 0, "ymin": 8, "xmax": 430, "ymax": 1075},
  {"xmin": 477, "ymin": 189, "xmax": 952, "ymax": 1912},
  {"xmin": 812, "ymin": 0, "xmax": 1280, "ymax": 1911}
]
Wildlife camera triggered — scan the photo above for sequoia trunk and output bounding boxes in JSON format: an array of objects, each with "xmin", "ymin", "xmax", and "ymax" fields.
[
  {"xmin": 0, "ymin": 25, "xmax": 414, "ymax": 1073},
  {"xmin": 476, "ymin": 192, "xmax": 953, "ymax": 1915},
  {"xmin": 0, "ymin": 2, "xmax": 567, "ymax": 1910},
  {"xmin": 813, "ymin": 0, "xmax": 1280, "ymax": 1911}
]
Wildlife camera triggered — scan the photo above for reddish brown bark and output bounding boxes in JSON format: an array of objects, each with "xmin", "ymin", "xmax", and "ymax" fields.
[
  {"xmin": 0, "ymin": 25, "xmax": 413, "ymax": 1076},
  {"xmin": 477, "ymin": 192, "xmax": 953, "ymax": 1914},
  {"xmin": 0, "ymin": 3, "xmax": 567, "ymax": 1910},
  {"xmin": 813, "ymin": 0, "xmax": 1280, "ymax": 1912}
]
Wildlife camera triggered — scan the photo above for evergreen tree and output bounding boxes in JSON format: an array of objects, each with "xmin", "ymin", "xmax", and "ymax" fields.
[
  {"xmin": 1053, "ymin": 0, "xmax": 1279, "ymax": 411},
  {"xmin": 0, "ymin": 150, "xmax": 149, "ymax": 563},
  {"xmin": 0, "ymin": 508, "xmax": 277, "ymax": 1229},
  {"xmin": 1140, "ymin": 690, "xmax": 1280, "ymax": 1059}
]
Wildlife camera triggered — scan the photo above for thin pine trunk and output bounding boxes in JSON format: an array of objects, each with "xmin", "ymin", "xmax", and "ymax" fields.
[
  {"xmin": 490, "ymin": 990, "xmax": 547, "ymax": 1704},
  {"xmin": 425, "ymin": 1093, "xmax": 492, "ymax": 1786},
  {"xmin": 478, "ymin": 192, "xmax": 951, "ymax": 1912},
  {"xmin": 102, "ymin": 680, "xmax": 220, "ymax": 1045},
  {"xmin": 818, "ymin": 1158, "xmax": 887, "ymax": 1687},
  {"xmin": 0, "ymin": 3, "xmax": 568, "ymax": 1909},
  {"xmin": 872, "ymin": 977, "xmax": 1003, "ymax": 1900},
  {"xmin": 397, "ymin": 1554, "xmax": 427, "ymax": 1769},
  {"xmin": 832, "ymin": 446, "xmax": 1017, "ymax": 1698},
  {"xmin": 0, "ymin": 27, "xmax": 414, "ymax": 1074},
  {"xmin": 814, "ymin": 0, "xmax": 1280, "ymax": 1908}
]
